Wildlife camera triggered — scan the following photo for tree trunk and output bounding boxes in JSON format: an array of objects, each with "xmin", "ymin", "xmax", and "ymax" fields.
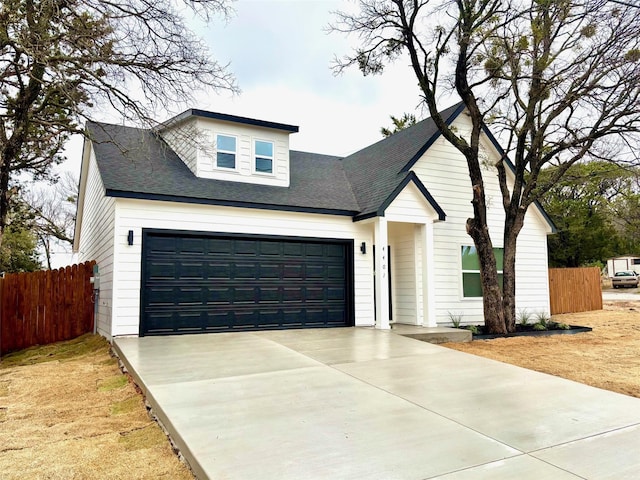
[
  {"xmin": 502, "ymin": 211, "xmax": 525, "ymax": 332},
  {"xmin": 0, "ymin": 150, "xmax": 11, "ymax": 250},
  {"xmin": 467, "ymin": 217, "xmax": 506, "ymax": 334}
]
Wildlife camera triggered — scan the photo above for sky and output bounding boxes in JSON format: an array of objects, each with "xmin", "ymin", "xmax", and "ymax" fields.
[
  {"xmin": 62, "ymin": 0, "xmax": 452, "ymax": 176},
  {"xmin": 53, "ymin": 0, "xmax": 457, "ymax": 267}
]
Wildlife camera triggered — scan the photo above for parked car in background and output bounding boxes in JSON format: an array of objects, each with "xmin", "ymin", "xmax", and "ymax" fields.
[{"xmin": 611, "ymin": 270, "xmax": 639, "ymax": 289}]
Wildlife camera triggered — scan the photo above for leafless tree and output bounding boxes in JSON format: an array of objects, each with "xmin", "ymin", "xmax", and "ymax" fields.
[
  {"xmin": 0, "ymin": 0, "xmax": 238, "ymax": 249},
  {"xmin": 331, "ymin": 0, "xmax": 640, "ymax": 333},
  {"xmin": 25, "ymin": 172, "xmax": 78, "ymax": 269}
]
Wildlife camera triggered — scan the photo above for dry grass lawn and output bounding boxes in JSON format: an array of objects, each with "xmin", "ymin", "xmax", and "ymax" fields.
[
  {"xmin": 0, "ymin": 334, "xmax": 193, "ymax": 480},
  {"xmin": 442, "ymin": 300, "xmax": 640, "ymax": 399}
]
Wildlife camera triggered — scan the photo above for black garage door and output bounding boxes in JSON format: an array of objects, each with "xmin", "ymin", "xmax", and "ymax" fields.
[{"xmin": 140, "ymin": 230, "xmax": 354, "ymax": 336}]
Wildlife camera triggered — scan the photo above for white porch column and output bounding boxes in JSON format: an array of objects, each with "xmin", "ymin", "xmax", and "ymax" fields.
[
  {"xmin": 374, "ymin": 217, "xmax": 390, "ymax": 329},
  {"xmin": 421, "ymin": 222, "xmax": 437, "ymax": 327}
]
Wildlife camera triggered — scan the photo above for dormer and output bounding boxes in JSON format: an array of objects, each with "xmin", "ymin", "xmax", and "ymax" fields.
[{"xmin": 159, "ymin": 110, "xmax": 299, "ymax": 187}]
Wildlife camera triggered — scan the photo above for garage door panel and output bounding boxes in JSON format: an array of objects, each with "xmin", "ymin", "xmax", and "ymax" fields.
[
  {"xmin": 146, "ymin": 287, "xmax": 175, "ymax": 306},
  {"xmin": 235, "ymin": 240, "xmax": 258, "ymax": 255},
  {"xmin": 234, "ymin": 263, "xmax": 259, "ymax": 279},
  {"xmin": 173, "ymin": 288, "xmax": 201, "ymax": 305},
  {"xmin": 259, "ymin": 241, "xmax": 281, "ymax": 256},
  {"xmin": 208, "ymin": 238, "xmax": 233, "ymax": 255},
  {"xmin": 141, "ymin": 232, "xmax": 352, "ymax": 335},
  {"xmin": 147, "ymin": 262, "xmax": 176, "ymax": 280},
  {"xmin": 282, "ymin": 242, "xmax": 303, "ymax": 257},
  {"xmin": 306, "ymin": 287, "xmax": 324, "ymax": 301},
  {"xmin": 328, "ymin": 265, "xmax": 346, "ymax": 279},
  {"xmin": 208, "ymin": 262, "xmax": 232, "ymax": 279},
  {"xmin": 283, "ymin": 288, "xmax": 303, "ymax": 302},
  {"xmin": 259, "ymin": 264, "xmax": 281, "ymax": 279},
  {"xmin": 327, "ymin": 244, "xmax": 345, "ymax": 258},
  {"xmin": 306, "ymin": 264, "xmax": 325, "ymax": 279},
  {"xmin": 283, "ymin": 264, "xmax": 303, "ymax": 278},
  {"xmin": 180, "ymin": 237, "xmax": 206, "ymax": 255},
  {"xmin": 179, "ymin": 262, "xmax": 205, "ymax": 279},
  {"xmin": 234, "ymin": 287, "xmax": 256, "ymax": 304},
  {"xmin": 258, "ymin": 287, "xmax": 279, "ymax": 303},
  {"xmin": 328, "ymin": 287, "xmax": 345, "ymax": 301}
]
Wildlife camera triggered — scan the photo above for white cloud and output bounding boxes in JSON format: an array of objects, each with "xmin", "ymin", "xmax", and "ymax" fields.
[{"xmin": 61, "ymin": 0, "xmax": 456, "ymax": 171}]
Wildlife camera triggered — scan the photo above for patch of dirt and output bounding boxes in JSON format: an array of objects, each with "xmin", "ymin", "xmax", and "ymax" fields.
[
  {"xmin": 0, "ymin": 334, "xmax": 193, "ymax": 479},
  {"xmin": 442, "ymin": 301, "xmax": 640, "ymax": 399}
]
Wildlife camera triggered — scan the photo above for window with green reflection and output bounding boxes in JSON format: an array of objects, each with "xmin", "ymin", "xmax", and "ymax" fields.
[{"xmin": 461, "ymin": 245, "xmax": 503, "ymax": 297}]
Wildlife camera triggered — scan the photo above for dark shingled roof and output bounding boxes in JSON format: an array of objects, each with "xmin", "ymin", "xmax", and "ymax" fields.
[
  {"xmin": 87, "ymin": 122, "xmax": 360, "ymax": 215},
  {"xmin": 85, "ymin": 105, "xmax": 465, "ymax": 219},
  {"xmin": 341, "ymin": 103, "xmax": 462, "ymax": 219}
]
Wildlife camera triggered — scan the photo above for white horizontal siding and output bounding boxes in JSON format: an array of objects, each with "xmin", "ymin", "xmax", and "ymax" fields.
[
  {"xmin": 76, "ymin": 146, "xmax": 116, "ymax": 338},
  {"xmin": 110, "ymin": 200, "xmax": 374, "ymax": 336},
  {"xmin": 195, "ymin": 118, "xmax": 290, "ymax": 187},
  {"xmin": 385, "ymin": 182, "xmax": 440, "ymax": 223},
  {"xmin": 414, "ymin": 114, "xmax": 550, "ymax": 325}
]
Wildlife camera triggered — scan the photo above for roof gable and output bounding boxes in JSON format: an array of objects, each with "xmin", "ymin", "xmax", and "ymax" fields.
[{"xmin": 341, "ymin": 103, "xmax": 462, "ymax": 219}]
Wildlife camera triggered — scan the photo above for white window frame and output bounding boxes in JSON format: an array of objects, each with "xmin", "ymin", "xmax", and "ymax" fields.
[
  {"xmin": 253, "ymin": 139, "xmax": 274, "ymax": 175},
  {"xmin": 215, "ymin": 133, "xmax": 237, "ymax": 170}
]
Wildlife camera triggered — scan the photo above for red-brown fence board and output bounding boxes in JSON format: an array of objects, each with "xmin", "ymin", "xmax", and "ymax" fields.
[
  {"xmin": 549, "ymin": 267, "xmax": 603, "ymax": 315},
  {"xmin": 0, "ymin": 261, "xmax": 96, "ymax": 356}
]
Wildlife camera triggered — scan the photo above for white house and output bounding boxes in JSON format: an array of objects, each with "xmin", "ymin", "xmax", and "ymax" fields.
[{"xmin": 73, "ymin": 104, "xmax": 555, "ymax": 339}]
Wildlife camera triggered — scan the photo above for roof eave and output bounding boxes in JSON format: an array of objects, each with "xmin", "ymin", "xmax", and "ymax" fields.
[
  {"xmin": 104, "ymin": 189, "xmax": 357, "ymax": 217},
  {"xmin": 157, "ymin": 109, "xmax": 299, "ymax": 133},
  {"xmin": 353, "ymin": 172, "xmax": 446, "ymax": 223},
  {"xmin": 399, "ymin": 102, "xmax": 466, "ymax": 173}
]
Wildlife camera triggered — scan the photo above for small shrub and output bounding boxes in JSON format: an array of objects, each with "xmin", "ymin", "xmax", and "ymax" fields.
[
  {"xmin": 556, "ymin": 322, "xmax": 571, "ymax": 330},
  {"xmin": 448, "ymin": 311, "xmax": 463, "ymax": 328},
  {"xmin": 533, "ymin": 322, "xmax": 547, "ymax": 331},
  {"xmin": 534, "ymin": 311, "xmax": 550, "ymax": 324},
  {"xmin": 517, "ymin": 308, "xmax": 532, "ymax": 326}
]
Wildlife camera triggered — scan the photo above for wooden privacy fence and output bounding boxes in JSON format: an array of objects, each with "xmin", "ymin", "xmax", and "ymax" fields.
[
  {"xmin": 0, "ymin": 261, "xmax": 96, "ymax": 356},
  {"xmin": 548, "ymin": 267, "xmax": 602, "ymax": 315}
]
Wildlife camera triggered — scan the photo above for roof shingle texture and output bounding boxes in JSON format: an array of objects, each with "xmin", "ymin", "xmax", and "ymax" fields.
[
  {"xmin": 88, "ymin": 122, "xmax": 360, "ymax": 213},
  {"xmin": 87, "ymin": 104, "xmax": 462, "ymax": 216},
  {"xmin": 341, "ymin": 103, "xmax": 462, "ymax": 217}
]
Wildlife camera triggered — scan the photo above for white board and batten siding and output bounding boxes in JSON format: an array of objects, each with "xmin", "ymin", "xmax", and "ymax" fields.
[
  {"xmin": 110, "ymin": 199, "xmax": 374, "ymax": 336},
  {"xmin": 413, "ymin": 113, "xmax": 552, "ymax": 325},
  {"xmin": 75, "ymin": 145, "xmax": 116, "ymax": 338}
]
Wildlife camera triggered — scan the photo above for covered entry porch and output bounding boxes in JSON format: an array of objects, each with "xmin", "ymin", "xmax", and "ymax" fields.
[{"xmin": 357, "ymin": 176, "xmax": 445, "ymax": 330}]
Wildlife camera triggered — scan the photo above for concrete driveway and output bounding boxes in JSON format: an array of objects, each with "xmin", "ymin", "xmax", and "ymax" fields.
[
  {"xmin": 113, "ymin": 329, "xmax": 640, "ymax": 479},
  {"xmin": 603, "ymin": 287, "xmax": 640, "ymax": 301}
]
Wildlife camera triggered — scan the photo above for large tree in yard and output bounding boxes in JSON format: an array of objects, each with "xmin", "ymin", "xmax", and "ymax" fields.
[
  {"xmin": 0, "ymin": 0, "xmax": 236, "ymax": 251},
  {"xmin": 332, "ymin": 0, "xmax": 640, "ymax": 334}
]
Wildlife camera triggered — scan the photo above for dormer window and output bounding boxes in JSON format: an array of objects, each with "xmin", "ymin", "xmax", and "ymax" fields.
[
  {"xmin": 254, "ymin": 140, "xmax": 274, "ymax": 174},
  {"xmin": 216, "ymin": 134, "xmax": 236, "ymax": 169}
]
